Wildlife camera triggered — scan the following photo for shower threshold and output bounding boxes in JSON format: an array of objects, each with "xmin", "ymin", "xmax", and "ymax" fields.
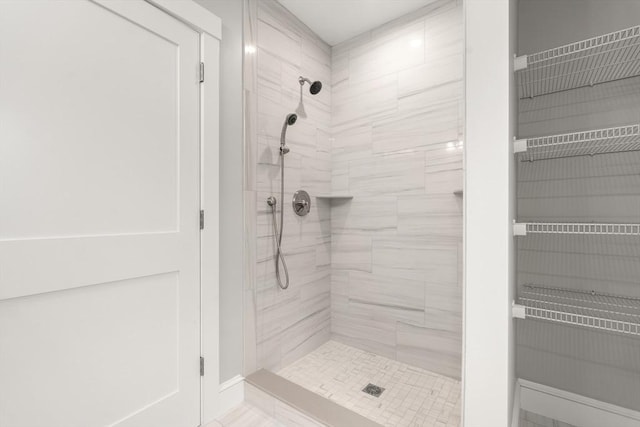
[{"xmin": 245, "ymin": 369, "xmax": 380, "ymax": 426}]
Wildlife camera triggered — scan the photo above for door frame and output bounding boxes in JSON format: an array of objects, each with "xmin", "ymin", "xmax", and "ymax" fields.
[{"xmin": 145, "ymin": 1, "xmax": 222, "ymax": 424}]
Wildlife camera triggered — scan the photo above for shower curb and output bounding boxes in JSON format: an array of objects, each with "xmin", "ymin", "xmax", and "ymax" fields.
[{"xmin": 245, "ymin": 369, "xmax": 382, "ymax": 427}]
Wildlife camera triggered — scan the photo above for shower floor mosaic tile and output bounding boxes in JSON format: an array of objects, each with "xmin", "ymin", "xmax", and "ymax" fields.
[{"xmin": 277, "ymin": 340, "xmax": 461, "ymax": 426}]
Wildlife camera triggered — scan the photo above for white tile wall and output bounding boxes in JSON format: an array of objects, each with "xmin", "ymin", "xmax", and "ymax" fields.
[
  {"xmin": 246, "ymin": 0, "xmax": 333, "ymax": 372},
  {"xmin": 246, "ymin": 0, "xmax": 464, "ymax": 380},
  {"xmin": 328, "ymin": 0, "xmax": 463, "ymax": 380}
]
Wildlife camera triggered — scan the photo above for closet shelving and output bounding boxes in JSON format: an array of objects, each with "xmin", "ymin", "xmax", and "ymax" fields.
[
  {"xmin": 513, "ymin": 222, "xmax": 640, "ymax": 236},
  {"xmin": 515, "ymin": 25, "xmax": 640, "ymax": 98},
  {"xmin": 513, "ymin": 26, "xmax": 640, "ymax": 336},
  {"xmin": 513, "ymin": 285, "xmax": 640, "ymax": 337},
  {"xmin": 514, "ymin": 124, "xmax": 640, "ymax": 161}
]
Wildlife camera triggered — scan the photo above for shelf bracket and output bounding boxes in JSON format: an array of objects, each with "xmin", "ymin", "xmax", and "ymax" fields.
[
  {"xmin": 513, "ymin": 138, "xmax": 528, "ymax": 154},
  {"xmin": 514, "ymin": 55, "xmax": 528, "ymax": 72},
  {"xmin": 512, "ymin": 301, "xmax": 526, "ymax": 319},
  {"xmin": 513, "ymin": 221, "xmax": 527, "ymax": 236}
]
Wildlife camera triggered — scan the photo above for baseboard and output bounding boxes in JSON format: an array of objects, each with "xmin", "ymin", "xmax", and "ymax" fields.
[
  {"xmin": 216, "ymin": 375, "xmax": 245, "ymax": 417},
  {"xmin": 517, "ymin": 378, "xmax": 640, "ymax": 427}
]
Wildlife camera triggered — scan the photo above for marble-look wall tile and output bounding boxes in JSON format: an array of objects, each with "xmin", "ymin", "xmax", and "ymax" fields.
[
  {"xmin": 331, "ymin": 312, "xmax": 397, "ymax": 359},
  {"xmin": 329, "ymin": 0, "xmax": 463, "ymax": 379},
  {"xmin": 396, "ymin": 322, "xmax": 462, "ymax": 380},
  {"xmin": 331, "ymin": 234, "xmax": 372, "ymax": 272},
  {"xmin": 348, "ymin": 20, "xmax": 426, "ymax": 83},
  {"xmin": 397, "ymin": 194, "xmax": 462, "ymax": 237},
  {"xmin": 247, "ymin": 0, "xmax": 463, "ymax": 379},
  {"xmin": 348, "ymin": 271, "xmax": 425, "ymax": 324},
  {"xmin": 257, "ymin": 20, "xmax": 301, "ymax": 66},
  {"xmin": 371, "ymin": 102, "xmax": 459, "ymax": 154},
  {"xmin": 249, "ymin": 0, "xmax": 333, "ymax": 372},
  {"xmin": 332, "ymin": 74, "xmax": 398, "ymax": 128},
  {"xmin": 372, "ymin": 238, "xmax": 459, "ymax": 283},
  {"xmin": 331, "ymin": 196, "xmax": 397, "ymax": 235},
  {"xmin": 349, "ymin": 153, "xmax": 425, "ymax": 196},
  {"xmin": 398, "ymin": 55, "xmax": 462, "ymax": 97}
]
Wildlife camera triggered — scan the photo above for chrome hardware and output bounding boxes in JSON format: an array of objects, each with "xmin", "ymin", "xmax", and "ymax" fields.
[{"xmin": 292, "ymin": 190, "xmax": 311, "ymax": 216}]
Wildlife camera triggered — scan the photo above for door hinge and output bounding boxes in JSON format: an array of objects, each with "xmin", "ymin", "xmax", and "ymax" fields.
[
  {"xmin": 200, "ymin": 210, "xmax": 205, "ymax": 230},
  {"xmin": 200, "ymin": 356, "xmax": 205, "ymax": 376},
  {"xmin": 199, "ymin": 62, "xmax": 205, "ymax": 83}
]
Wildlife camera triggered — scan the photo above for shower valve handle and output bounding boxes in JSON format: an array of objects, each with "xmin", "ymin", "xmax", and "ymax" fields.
[{"xmin": 294, "ymin": 199, "xmax": 308, "ymax": 212}]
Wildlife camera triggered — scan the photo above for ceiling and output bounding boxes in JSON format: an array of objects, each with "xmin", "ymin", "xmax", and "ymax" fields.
[{"xmin": 276, "ymin": 0, "xmax": 438, "ymax": 46}]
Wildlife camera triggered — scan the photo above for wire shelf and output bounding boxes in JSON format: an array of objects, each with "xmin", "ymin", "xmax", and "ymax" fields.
[
  {"xmin": 516, "ymin": 25, "xmax": 640, "ymax": 98},
  {"xmin": 514, "ymin": 222, "xmax": 640, "ymax": 236},
  {"xmin": 516, "ymin": 124, "xmax": 640, "ymax": 161},
  {"xmin": 518, "ymin": 284, "xmax": 640, "ymax": 337}
]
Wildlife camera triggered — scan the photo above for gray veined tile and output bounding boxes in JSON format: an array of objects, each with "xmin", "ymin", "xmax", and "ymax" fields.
[
  {"xmin": 331, "ymin": 312, "xmax": 396, "ymax": 359},
  {"xmin": 331, "ymin": 160, "xmax": 349, "ymax": 193},
  {"xmin": 332, "ymin": 74, "xmax": 398, "ymax": 127},
  {"xmin": 331, "ymin": 196, "xmax": 397, "ymax": 235},
  {"xmin": 244, "ymin": 90, "xmax": 258, "ymax": 191},
  {"xmin": 244, "ymin": 384, "xmax": 277, "ymax": 418},
  {"xmin": 348, "ymin": 20, "xmax": 425, "ymax": 83},
  {"xmin": 244, "ymin": 191, "xmax": 257, "ymax": 291},
  {"xmin": 397, "ymin": 194, "xmax": 462, "ymax": 237},
  {"xmin": 331, "ymin": 123, "xmax": 373, "ymax": 163},
  {"xmin": 331, "ymin": 271, "xmax": 349, "ymax": 298},
  {"xmin": 315, "ymin": 236, "xmax": 331, "ymax": 268},
  {"xmin": 316, "ymin": 128, "xmax": 331, "ymax": 154},
  {"xmin": 330, "ymin": 51, "xmax": 349, "ymax": 86},
  {"xmin": 347, "ymin": 271, "xmax": 425, "ymax": 324},
  {"xmin": 281, "ymin": 306, "xmax": 331, "ymax": 367},
  {"xmin": 257, "ymin": 50, "xmax": 282, "ymax": 94},
  {"xmin": 396, "ymin": 322, "xmax": 462, "ymax": 380},
  {"xmin": 372, "ymin": 101, "xmax": 459, "ymax": 154},
  {"xmin": 398, "ymin": 55, "xmax": 462, "ymax": 97},
  {"xmin": 349, "ymin": 152, "xmax": 425, "ymax": 196},
  {"xmin": 257, "ymin": 19, "xmax": 301, "ymax": 66},
  {"xmin": 372, "ymin": 238, "xmax": 458, "ymax": 283},
  {"xmin": 331, "ymin": 234, "xmax": 372, "ymax": 272},
  {"xmin": 398, "ymin": 80, "xmax": 463, "ymax": 114}
]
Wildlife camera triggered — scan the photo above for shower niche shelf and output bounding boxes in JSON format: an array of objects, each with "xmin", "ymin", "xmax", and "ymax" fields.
[
  {"xmin": 513, "ymin": 222, "xmax": 640, "ymax": 236},
  {"xmin": 513, "ymin": 284, "xmax": 640, "ymax": 337},
  {"xmin": 515, "ymin": 124, "xmax": 640, "ymax": 161},
  {"xmin": 515, "ymin": 25, "xmax": 640, "ymax": 99},
  {"xmin": 315, "ymin": 194, "xmax": 353, "ymax": 200}
]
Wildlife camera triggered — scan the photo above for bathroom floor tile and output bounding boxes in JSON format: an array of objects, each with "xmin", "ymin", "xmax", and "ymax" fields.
[{"xmin": 277, "ymin": 340, "xmax": 461, "ymax": 426}]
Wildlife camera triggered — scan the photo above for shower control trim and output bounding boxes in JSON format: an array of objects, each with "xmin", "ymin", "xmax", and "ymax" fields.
[{"xmin": 292, "ymin": 190, "xmax": 311, "ymax": 216}]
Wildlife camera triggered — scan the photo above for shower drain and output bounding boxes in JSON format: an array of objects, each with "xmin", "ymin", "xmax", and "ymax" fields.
[{"xmin": 362, "ymin": 383, "xmax": 385, "ymax": 397}]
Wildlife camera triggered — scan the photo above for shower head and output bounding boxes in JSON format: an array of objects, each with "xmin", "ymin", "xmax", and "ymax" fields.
[
  {"xmin": 299, "ymin": 76, "xmax": 322, "ymax": 95},
  {"xmin": 286, "ymin": 113, "xmax": 298, "ymax": 126}
]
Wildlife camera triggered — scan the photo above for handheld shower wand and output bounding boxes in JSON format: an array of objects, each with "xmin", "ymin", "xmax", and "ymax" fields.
[
  {"xmin": 267, "ymin": 112, "xmax": 297, "ymax": 290},
  {"xmin": 268, "ymin": 77, "xmax": 323, "ymax": 291}
]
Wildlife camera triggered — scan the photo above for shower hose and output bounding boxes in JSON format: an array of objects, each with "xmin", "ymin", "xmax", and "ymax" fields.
[{"xmin": 269, "ymin": 153, "xmax": 290, "ymax": 290}]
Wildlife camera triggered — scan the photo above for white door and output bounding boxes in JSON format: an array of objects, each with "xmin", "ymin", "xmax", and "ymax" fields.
[{"xmin": 0, "ymin": 1, "xmax": 201, "ymax": 426}]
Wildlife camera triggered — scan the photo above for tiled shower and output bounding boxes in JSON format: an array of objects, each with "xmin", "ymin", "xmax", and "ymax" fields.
[{"xmin": 243, "ymin": 0, "xmax": 464, "ymax": 418}]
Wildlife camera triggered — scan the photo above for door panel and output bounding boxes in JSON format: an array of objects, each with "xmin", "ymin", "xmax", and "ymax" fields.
[{"xmin": 0, "ymin": 1, "xmax": 201, "ymax": 426}]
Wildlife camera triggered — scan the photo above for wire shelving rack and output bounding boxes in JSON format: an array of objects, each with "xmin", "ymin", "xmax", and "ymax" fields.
[
  {"xmin": 515, "ymin": 284, "xmax": 640, "ymax": 337},
  {"xmin": 516, "ymin": 25, "xmax": 640, "ymax": 99},
  {"xmin": 515, "ymin": 124, "xmax": 640, "ymax": 161}
]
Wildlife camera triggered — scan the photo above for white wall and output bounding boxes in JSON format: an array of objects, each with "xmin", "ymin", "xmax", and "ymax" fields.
[
  {"xmin": 464, "ymin": 0, "xmax": 517, "ymax": 425},
  {"xmin": 194, "ymin": 0, "xmax": 244, "ymax": 383}
]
